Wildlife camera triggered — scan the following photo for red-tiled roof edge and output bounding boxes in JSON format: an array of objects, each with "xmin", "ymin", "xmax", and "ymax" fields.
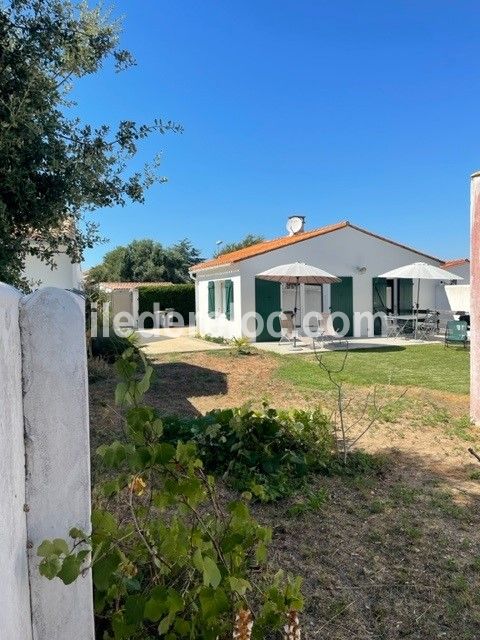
[
  {"xmin": 98, "ymin": 281, "xmax": 173, "ymax": 289},
  {"xmin": 190, "ymin": 220, "xmax": 447, "ymax": 272},
  {"xmin": 189, "ymin": 221, "xmax": 349, "ymax": 271},
  {"xmin": 442, "ymin": 258, "xmax": 470, "ymax": 268}
]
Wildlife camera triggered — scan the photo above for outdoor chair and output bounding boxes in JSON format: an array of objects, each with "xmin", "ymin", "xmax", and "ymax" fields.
[
  {"xmin": 416, "ymin": 311, "xmax": 439, "ymax": 341},
  {"xmin": 311, "ymin": 312, "xmax": 346, "ymax": 349},
  {"xmin": 279, "ymin": 311, "xmax": 296, "ymax": 345},
  {"xmin": 385, "ymin": 315, "xmax": 403, "ymax": 338},
  {"xmin": 445, "ymin": 320, "xmax": 468, "ymax": 348}
]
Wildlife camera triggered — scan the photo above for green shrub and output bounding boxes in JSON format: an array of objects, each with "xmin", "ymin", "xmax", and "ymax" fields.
[
  {"xmin": 138, "ymin": 284, "xmax": 195, "ymax": 327},
  {"xmin": 229, "ymin": 337, "xmax": 253, "ymax": 355},
  {"xmin": 91, "ymin": 335, "xmax": 136, "ymax": 363},
  {"xmin": 38, "ymin": 348, "xmax": 303, "ymax": 639},
  {"xmin": 161, "ymin": 405, "xmax": 336, "ymax": 500}
]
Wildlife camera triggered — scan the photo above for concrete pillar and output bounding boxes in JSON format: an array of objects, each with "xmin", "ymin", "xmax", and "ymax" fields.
[
  {"xmin": 20, "ymin": 288, "xmax": 94, "ymax": 640},
  {"xmin": 471, "ymin": 172, "xmax": 480, "ymax": 423}
]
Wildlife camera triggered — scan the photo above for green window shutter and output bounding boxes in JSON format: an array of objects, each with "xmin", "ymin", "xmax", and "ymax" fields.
[
  {"xmin": 208, "ymin": 281, "xmax": 215, "ymax": 317},
  {"xmin": 225, "ymin": 279, "xmax": 234, "ymax": 320},
  {"xmin": 398, "ymin": 279, "xmax": 413, "ymax": 314},
  {"xmin": 372, "ymin": 277, "xmax": 387, "ymax": 336}
]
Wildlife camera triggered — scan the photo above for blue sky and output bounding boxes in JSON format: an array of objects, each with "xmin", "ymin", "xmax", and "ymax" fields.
[{"xmin": 79, "ymin": 1, "xmax": 479, "ymax": 267}]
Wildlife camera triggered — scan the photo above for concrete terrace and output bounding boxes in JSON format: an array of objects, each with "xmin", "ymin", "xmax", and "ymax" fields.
[{"xmin": 135, "ymin": 327, "xmax": 445, "ymax": 357}]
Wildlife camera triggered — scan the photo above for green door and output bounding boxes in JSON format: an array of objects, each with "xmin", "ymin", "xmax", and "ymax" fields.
[
  {"xmin": 398, "ymin": 278, "xmax": 413, "ymax": 314},
  {"xmin": 372, "ymin": 277, "xmax": 387, "ymax": 336},
  {"xmin": 330, "ymin": 277, "xmax": 353, "ymax": 337},
  {"xmin": 255, "ymin": 278, "xmax": 281, "ymax": 342}
]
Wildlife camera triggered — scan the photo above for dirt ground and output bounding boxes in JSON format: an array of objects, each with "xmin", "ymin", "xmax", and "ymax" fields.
[{"xmin": 89, "ymin": 349, "xmax": 480, "ymax": 639}]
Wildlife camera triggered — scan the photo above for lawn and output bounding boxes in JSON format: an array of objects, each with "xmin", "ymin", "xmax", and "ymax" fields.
[{"xmin": 275, "ymin": 344, "xmax": 470, "ymax": 394}]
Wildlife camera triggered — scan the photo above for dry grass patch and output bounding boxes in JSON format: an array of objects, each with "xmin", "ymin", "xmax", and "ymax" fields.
[{"xmin": 88, "ymin": 349, "xmax": 480, "ymax": 639}]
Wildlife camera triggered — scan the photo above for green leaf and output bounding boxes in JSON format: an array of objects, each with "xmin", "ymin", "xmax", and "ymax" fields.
[
  {"xmin": 57, "ymin": 554, "xmax": 82, "ymax": 585},
  {"xmin": 124, "ymin": 595, "xmax": 146, "ymax": 624},
  {"xmin": 193, "ymin": 548, "xmax": 204, "ymax": 573},
  {"xmin": 93, "ymin": 548, "xmax": 122, "ymax": 592},
  {"xmin": 37, "ymin": 540, "xmax": 54, "ymax": 558},
  {"xmin": 144, "ymin": 586, "xmax": 168, "ymax": 622},
  {"xmin": 115, "ymin": 381, "xmax": 130, "ymax": 406},
  {"xmin": 92, "ymin": 509, "xmax": 118, "ymax": 536},
  {"xmin": 69, "ymin": 527, "xmax": 87, "ymax": 540},
  {"xmin": 228, "ymin": 576, "xmax": 251, "ymax": 596},
  {"xmin": 199, "ymin": 587, "xmax": 229, "ymax": 619},
  {"xmin": 202, "ymin": 556, "xmax": 222, "ymax": 588},
  {"xmin": 154, "ymin": 443, "xmax": 176, "ymax": 465},
  {"xmin": 39, "ymin": 555, "xmax": 62, "ymax": 580},
  {"xmin": 52, "ymin": 538, "xmax": 70, "ymax": 556}
]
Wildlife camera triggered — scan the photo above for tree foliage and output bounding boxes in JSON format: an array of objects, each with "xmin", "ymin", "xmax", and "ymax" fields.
[
  {"xmin": 214, "ymin": 234, "xmax": 265, "ymax": 258},
  {"xmin": 0, "ymin": 0, "xmax": 181, "ymax": 287},
  {"xmin": 89, "ymin": 239, "xmax": 201, "ymax": 284},
  {"xmin": 87, "ymin": 246, "xmax": 127, "ymax": 283}
]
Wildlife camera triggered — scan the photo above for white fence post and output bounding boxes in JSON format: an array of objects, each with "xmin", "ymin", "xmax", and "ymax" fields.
[
  {"xmin": 471, "ymin": 172, "xmax": 480, "ymax": 424},
  {"xmin": 0, "ymin": 284, "xmax": 33, "ymax": 639},
  {"xmin": 20, "ymin": 287, "xmax": 94, "ymax": 640}
]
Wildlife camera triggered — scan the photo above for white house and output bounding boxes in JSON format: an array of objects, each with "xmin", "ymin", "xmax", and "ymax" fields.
[
  {"xmin": 23, "ymin": 250, "xmax": 83, "ymax": 290},
  {"xmin": 22, "ymin": 221, "xmax": 83, "ymax": 290},
  {"xmin": 190, "ymin": 218, "xmax": 469, "ymax": 341}
]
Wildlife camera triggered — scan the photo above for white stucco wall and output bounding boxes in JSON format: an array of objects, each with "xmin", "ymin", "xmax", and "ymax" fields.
[
  {"xmin": 195, "ymin": 271, "xmax": 243, "ymax": 339},
  {"xmin": 0, "ymin": 284, "xmax": 33, "ymax": 640},
  {"xmin": 195, "ymin": 225, "xmax": 460, "ymax": 339},
  {"xmin": 20, "ymin": 288, "xmax": 94, "ymax": 640},
  {"xmin": 237, "ymin": 225, "xmax": 446, "ymax": 338},
  {"xmin": 24, "ymin": 250, "xmax": 83, "ymax": 290},
  {"xmin": 434, "ymin": 263, "xmax": 470, "ymax": 311}
]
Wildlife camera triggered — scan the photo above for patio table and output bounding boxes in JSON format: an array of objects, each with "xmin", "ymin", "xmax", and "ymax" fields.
[{"xmin": 389, "ymin": 313, "xmax": 429, "ymax": 338}]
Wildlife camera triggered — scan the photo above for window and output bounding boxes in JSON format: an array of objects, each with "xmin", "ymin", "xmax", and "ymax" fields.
[
  {"xmin": 208, "ymin": 279, "xmax": 234, "ymax": 320},
  {"xmin": 216, "ymin": 281, "xmax": 226, "ymax": 314}
]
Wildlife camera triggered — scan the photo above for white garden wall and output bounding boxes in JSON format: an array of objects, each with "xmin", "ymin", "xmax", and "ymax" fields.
[
  {"xmin": 0, "ymin": 284, "xmax": 32, "ymax": 640},
  {"xmin": 0, "ymin": 284, "xmax": 94, "ymax": 640}
]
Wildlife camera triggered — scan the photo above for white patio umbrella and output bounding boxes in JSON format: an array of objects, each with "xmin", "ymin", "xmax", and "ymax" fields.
[
  {"xmin": 378, "ymin": 262, "xmax": 463, "ymax": 338},
  {"xmin": 257, "ymin": 262, "xmax": 340, "ymax": 347}
]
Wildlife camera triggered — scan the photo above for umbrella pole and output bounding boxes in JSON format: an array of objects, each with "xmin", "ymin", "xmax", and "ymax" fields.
[
  {"xmin": 415, "ymin": 279, "xmax": 421, "ymax": 339},
  {"xmin": 293, "ymin": 278, "xmax": 299, "ymax": 348}
]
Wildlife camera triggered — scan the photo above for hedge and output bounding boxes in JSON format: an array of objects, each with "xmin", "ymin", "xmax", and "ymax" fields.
[{"xmin": 138, "ymin": 283, "xmax": 195, "ymax": 328}]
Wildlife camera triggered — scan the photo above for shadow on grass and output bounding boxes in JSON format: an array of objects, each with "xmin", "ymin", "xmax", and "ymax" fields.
[
  {"xmin": 347, "ymin": 345, "xmax": 407, "ymax": 353},
  {"xmin": 147, "ymin": 361, "xmax": 228, "ymax": 417}
]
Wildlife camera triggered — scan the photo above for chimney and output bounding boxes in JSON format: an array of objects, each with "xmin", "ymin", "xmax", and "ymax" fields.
[{"xmin": 286, "ymin": 215, "xmax": 306, "ymax": 236}]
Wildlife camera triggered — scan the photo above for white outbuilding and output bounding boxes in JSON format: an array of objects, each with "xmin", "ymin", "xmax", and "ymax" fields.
[{"xmin": 189, "ymin": 218, "xmax": 469, "ymax": 341}]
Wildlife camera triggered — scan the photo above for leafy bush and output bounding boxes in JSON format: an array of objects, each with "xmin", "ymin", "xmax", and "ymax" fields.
[
  {"xmin": 138, "ymin": 283, "xmax": 195, "ymax": 327},
  {"xmin": 91, "ymin": 335, "xmax": 137, "ymax": 363},
  {"xmin": 38, "ymin": 349, "xmax": 303, "ymax": 639},
  {"xmin": 161, "ymin": 406, "xmax": 335, "ymax": 501},
  {"xmin": 229, "ymin": 337, "xmax": 253, "ymax": 355}
]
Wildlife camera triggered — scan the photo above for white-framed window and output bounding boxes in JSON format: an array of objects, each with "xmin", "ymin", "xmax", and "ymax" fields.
[{"xmin": 217, "ymin": 280, "xmax": 226, "ymax": 314}]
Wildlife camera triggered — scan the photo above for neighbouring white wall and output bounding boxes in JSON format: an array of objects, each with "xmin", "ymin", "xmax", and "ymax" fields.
[
  {"xmin": 435, "ymin": 263, "xmax": 470, "ymax": 311},
  {"xmin": 24, "ymin": 250, "xmax": 83, "ymax": 290},
  {"xmin": 238, "ymin": 226, "xmax": 445, "ymax": 338},
  {"xmin": 20, "ymin": 288, "xmax": 94, "ymax": 640},
  {"xmin": 195, "ymin": 271, "xmax": 242, "ymax": 339},
  {"xmin": 0, "ymin": 284, "xmax": 33, "ymax": 640}
]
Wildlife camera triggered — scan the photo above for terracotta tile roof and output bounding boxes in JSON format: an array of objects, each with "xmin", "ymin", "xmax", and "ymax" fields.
[
  {"xmin": 190, "ymin": 222, "xmax": 350, "ymax": 271},
  {"xmin": 98, "ymin": 282, "xmax": 173, "ymax": 290},
  {"xmin": 442, "ymin": 258, "xmax": 470, "ymax": 268},
  {"xmin": 190, "ymin": 220, "xmax": 443, "ymax": 272}
]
